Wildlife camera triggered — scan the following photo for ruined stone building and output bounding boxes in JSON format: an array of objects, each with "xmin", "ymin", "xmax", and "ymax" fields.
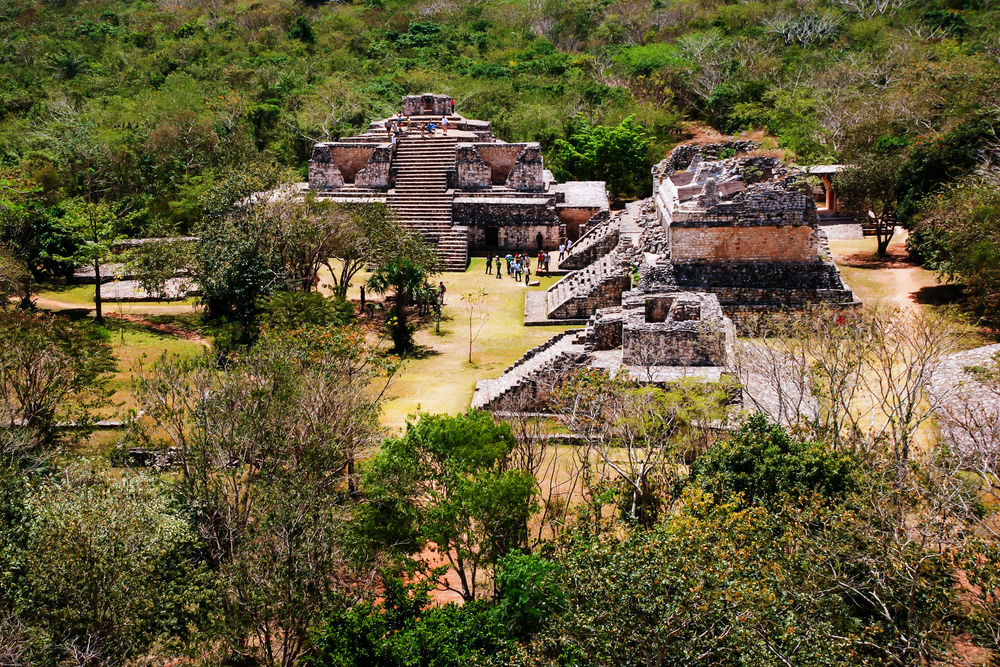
[
  {"xmin": 476, "ymin": 140, "xmax": 859, "ymax": 413},
  {"xmin": 307, "ymin": 93, "xmax": 610, "ymax": 270}
]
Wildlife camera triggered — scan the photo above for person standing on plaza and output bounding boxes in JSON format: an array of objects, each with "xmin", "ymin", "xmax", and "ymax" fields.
[
  {"xmin": 523, "ymin": 261, "xmax": 531, "ymax": 285},
  {"xmin": 439, "ymin": 281, "xmax": 446, "ymax": 305},
  {"xmin": 496, "ymin": 261, "xmax": 503, "ymax": 280},
  {"xmin": 505, "ymin": 253, "xmax": 513, "ymax": 275},
  {"xmin": 486, "ymin": 254, "xmax": 493, "ymax": 275},
  {"xmin": 513, "ymin": 259, "xmax": 522, "ymax": 282}
]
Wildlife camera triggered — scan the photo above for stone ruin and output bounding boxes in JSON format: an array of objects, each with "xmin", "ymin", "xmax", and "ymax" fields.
[
  {"xmin": 306, "ymin": 93, "xmax": 610, "ymax": 270},
  {"xmin": 476, "ymin": 139, "xmax": 859, "ymax": 413}
]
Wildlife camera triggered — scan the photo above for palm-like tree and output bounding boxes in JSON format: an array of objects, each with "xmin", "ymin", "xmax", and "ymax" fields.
[{"xmin": 366, "ymin": 258, "xmax": 428, "ymax": 354}]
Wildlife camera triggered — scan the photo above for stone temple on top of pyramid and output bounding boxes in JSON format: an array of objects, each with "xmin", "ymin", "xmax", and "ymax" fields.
[{"xmin": 306, "ymin": 93, "xmax": 610, "ymax": 270}]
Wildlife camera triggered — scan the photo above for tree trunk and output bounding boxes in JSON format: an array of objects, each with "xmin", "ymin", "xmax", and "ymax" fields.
[
  {"xmin": 18, "ymin": 273, "xmax": 32, "ymax": 310},
  {"xmin": 876, "ymin": 222, "xmax": 894, "ymax": 257},
  {"xmin": 93, "ymin": 261, "xmax": 103, "ymax": 323}
]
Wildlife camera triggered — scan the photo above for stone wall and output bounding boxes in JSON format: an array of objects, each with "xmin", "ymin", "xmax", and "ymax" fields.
[
  {"xmin": 354, "ymin": 146, "xmax": 392, "ymax": 190},
  {"xmin": 658, "ymin": 140, "xmax": 760, "ymax": 174},
  {"xmin": 557, "ymin": 206, "xmax": 601, "ymax": 240},
  {"xmin": 584, "ymin": 307, "xmax": 623, "ymax": 351},
  {"xmin": 620, "ymin": 291, "xmax": 733, "ymax": 366},
  {"xmin": 506, "ymin": 145, "xmax": 545, "ymax": 191},
  {"xmin": 673, "ymin": 258, "xmax": 847, "ymax": 290},
  {"xmin": 309, "ymin": 143, "xmax": 390, "ymax": 190},
  {"xmin": 467, "ymin": 224, "xmax": 562, "ymax": 252},
  {"xmin": 671, "ymin": 224, "xmax": 818, "ymax": 263},
  {"xmin": 475, "ymin": 144, "xmax": 525, "ymax": 185},
  {"xmin": 309, "ymin": 144, "xmax": 344, "ymax": 190},
  {"xmin": 549, "ymin": 274, "xmax": 631, "ymax": 319},
  {"xmin": 456, "ymin": 145, "xmax": 492, "ymax": 190}
]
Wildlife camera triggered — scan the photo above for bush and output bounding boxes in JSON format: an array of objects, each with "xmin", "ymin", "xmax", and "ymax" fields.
[{"xmin": 690, "ymin": 414, "xmax": 858, "ymax": 509}]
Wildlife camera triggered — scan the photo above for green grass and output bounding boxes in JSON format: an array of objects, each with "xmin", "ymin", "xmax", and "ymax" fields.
[
  {"xmin": 378, "ymin": 258, "xmax": 574, "ymax": 430},
  {"xmin": 99, "ymin": 319, "xmax": 207, "ymax": 418}
]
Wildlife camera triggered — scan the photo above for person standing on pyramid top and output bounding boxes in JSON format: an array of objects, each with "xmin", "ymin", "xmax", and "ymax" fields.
[{"xmin": 441, "ymin": 115, "xmax": 448, "ymax": 136}]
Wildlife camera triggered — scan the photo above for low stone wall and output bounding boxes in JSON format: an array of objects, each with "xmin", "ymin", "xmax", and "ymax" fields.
[
  {"xmin": 584, "ymin": 307, "xmax": 623, "ymax": 351},
  {"xmin": 549, "ymin": 275, "xmax": 631, "ymax": 319}
]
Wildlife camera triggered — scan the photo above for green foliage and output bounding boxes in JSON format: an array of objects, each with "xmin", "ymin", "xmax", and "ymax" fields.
[
  {"xmin": 310, "ymin": 589, "xmax": 512, "ymax": 667},
  {"xmin": 366, "ymin": 257, "xmax": 433, "ymax": 354},
  {"xmin": 690, "ymin": 414, "xmax": 859, "ymax": 510},
  {"xmin": 895, "ymin": 116, "xmax": 997, "ymax": 223},
  {"xmin": 17, "ymin": 470, "xmax": 217, "ymax": 664},
  {"xmin": 494, "ymin": 552, "xmax": 564, "ymax": 639},
  {"xmin": 359, "ymin": 411, "xmax": 537, "ymax": 601},
  {"xmin": 262, "ymin": 291, "xmax": 355, "ymax": 331},
  {"xmin": 552, "ymin": 116, "xmax": 652, "ymax": 201},
  {"xmin": 908, "ymin": 174, "xmax": 1000, "ymax": 326}
]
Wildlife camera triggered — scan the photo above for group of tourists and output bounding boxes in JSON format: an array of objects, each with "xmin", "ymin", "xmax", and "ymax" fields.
[{"xmin": 485, "ymin": 252, "xmax": 546, "ymax": 285}]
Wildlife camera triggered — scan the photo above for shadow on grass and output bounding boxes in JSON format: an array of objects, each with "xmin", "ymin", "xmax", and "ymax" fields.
[
  {"xmin": 913, "ymin": 283, "xmax": 967, "ymax": 307},
  {"xmin": 46, "ymin": 307, "xmax": 94, "ymax": 321},
  {"xmin": 401, "ymin": 345, "xmax": 443, "ymax": 361}
]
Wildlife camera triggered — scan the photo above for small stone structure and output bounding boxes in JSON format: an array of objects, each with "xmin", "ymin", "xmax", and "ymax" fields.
[{"xmin": 306, "ymin": 94, "xmax": 610, "ymax": 269}]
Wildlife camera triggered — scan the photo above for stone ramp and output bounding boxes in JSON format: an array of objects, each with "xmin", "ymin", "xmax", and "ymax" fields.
[
  {"xmin": 560, "ymin": 217, "xmax": 620, "ymax": 270},
  {"xmin": 545, "ymin": 253, "xmax": 632, "ymax": 320},
  {"xmin": 472, "ymin": 329, "xmax": 588, "ymax": 411}
]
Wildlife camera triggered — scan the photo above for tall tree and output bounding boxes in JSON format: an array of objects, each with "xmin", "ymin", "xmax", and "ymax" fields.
[
  {"xmin": 131, "ymin": 326, "xmax": 396, "ymax": 666},
  {"xmin": 58, "ymin": 200, "xmax": 136, "ymax": 323},
  {"xmin": 359, "ymin": 411, "xmax": 538, "ymax": 602}
]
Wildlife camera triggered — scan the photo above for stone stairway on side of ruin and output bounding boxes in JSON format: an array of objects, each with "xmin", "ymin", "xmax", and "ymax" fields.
[
  {"xmin": 560, "ymin": 217, "xmax": 621, "ymax": 270},
  {"xmin": 472, "ymin": 329, "xmax": 588, "ymax": 411},
  {"xmin": 388, "ymin": 136, "xmax": 467, "ymax": 271},
  {"xmin": 546, "ymin": 253, "xmax": 629, "ymax": 319}
]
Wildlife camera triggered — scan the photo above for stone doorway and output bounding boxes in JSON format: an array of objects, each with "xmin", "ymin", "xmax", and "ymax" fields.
[{"xmin": 485, "ymin": 227, "xmax": 499, "ymax": 247}]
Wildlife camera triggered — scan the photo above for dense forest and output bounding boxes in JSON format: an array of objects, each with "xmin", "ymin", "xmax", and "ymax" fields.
[{"xmin": 1, "ymin": 0, "xmax": 1000, "ymax": 665}]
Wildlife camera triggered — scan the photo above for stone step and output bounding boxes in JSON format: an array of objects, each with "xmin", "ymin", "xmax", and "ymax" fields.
[{"xmin": 471, "ymin": 330, "xmax": 587, "ymax": 409}]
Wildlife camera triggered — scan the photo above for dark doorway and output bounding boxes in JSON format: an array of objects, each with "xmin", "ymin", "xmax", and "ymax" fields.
[
  {"xmin": 536, "ymin": 232, "xmax": 544, "ymax": 251},
  {"xmin": 485, "ymin": 227, "xmax": 499, "ymax": 247}
]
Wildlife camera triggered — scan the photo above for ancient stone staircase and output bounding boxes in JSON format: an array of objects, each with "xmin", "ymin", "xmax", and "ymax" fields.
[
  {"xmin": 388, "ymin": 136, "xmax": 467, "ymax": 271},
  {"xmin": 546, "ymin": 254, "xmax": 632, "ymax": 320},
  {"xmin": 472, "ymin": 329, "xmax": 588, "ymax": 411},
  {"xmin": 560, "ymin": 218, "xmax": 621, "ymax": 270}
]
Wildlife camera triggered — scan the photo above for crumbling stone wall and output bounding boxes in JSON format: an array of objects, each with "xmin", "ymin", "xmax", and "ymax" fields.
[
  {"xmin": 584, "ymin": 307, "xmax": 623, "ymax": 351},
  {"xmin": 308, "ymin": 144, "xmax": 345, "ymax": 190},
  {"xmin": 658, "ymin": 140, "xmax": 760, "ymax": 174},
  {"xmin": 354, "ymin": 146, "xmax": 392, "ymax": 190},
  {"xmin": 309, "ymin": 143, "xmax": 390, "ymax": 190},
  {"xmin": 505, "ymin": 145, "xmax": 545, "ymax": 191},
  {"xmin": 456, "ymin": 145, "xmax": 492, "ymax": 190},
  {"xmin": 475, "ymin": 144, "xmax": 525, "ymax": 185},
  {"xmin": 621, "ymin": 292, "xmax": 733, "ymax": 367}
]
